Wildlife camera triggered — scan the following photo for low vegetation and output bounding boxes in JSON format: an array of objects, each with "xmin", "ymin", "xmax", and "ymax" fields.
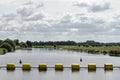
[
  {"xmin": 31, "ymin": 40, "xmax": 120, "ymax": 56},
  {"xmin": 60, "ymin": 46, "xmax": 120, "ymax": 55},
  {"xmin": 0, "ymin": 39, "xmax": 32, "ymax": 55},
  {"xmin": 0, "ymin": 39, "xmax": 120, "ymax": 56}
]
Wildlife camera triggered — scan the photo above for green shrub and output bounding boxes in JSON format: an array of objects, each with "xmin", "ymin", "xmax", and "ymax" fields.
[
  {"xmin": 0, "ymin": 43, "xmax": 13, "ymax": 52},
  {"xmin": 4, "ymin": 39, "xmax": 16, "ymax": 51},
  {"xmin": 0, "ymin": 48, "xmax": 7, "ymax": 55}
]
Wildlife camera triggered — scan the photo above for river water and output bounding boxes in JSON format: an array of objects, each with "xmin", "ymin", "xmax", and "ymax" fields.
[{"xmin": 0, "ymin": 48, "xmax": 120, "ymax": 80}]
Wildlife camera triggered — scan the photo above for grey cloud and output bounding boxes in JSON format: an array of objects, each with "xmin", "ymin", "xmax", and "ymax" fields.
[
  {"xmin": 60, "ymin": 15, "xmax": 72, "ymax": 23},
  {"xmin": 23, "ymin": 1, "xmax": 34, "ymax": 5},
  {"xmin": 2, "ymin": 13, "xmax": 17, "ymax": 21},
  {"xmin": 18, "ymin": 21, "xmax": 50, "ymax": 33},
  {"xmin": 17, "ymin": 6, "xmax": 33, "ymax": 17},
  {"xmin": 17, "ymin": 1, "xmax": 44, "ymax": 18},
  {"xmin": 73, "ymin": 2, "xmax": 89, "ymax": 7},
  {"xmin": 36, "ymin": 3, "xmax": 44, "ymax": 8},
  {"xmin": 89, "ymin": 2, "xmax": 110, "ymax": 12},
  {"xmin": 23, "ymin": 12, "xmax": 45, "ymax": 21},
  {"xmin": 73, "ymin": 1, "xmax": 110, "ymax": 12},
  {"xmin": 24, "ymin": 1, "xmax": 44, "ymax": 8}
]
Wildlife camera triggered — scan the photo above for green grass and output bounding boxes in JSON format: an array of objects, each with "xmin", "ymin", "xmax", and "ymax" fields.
[
  {"xmin": 32, "ymin": 45, "xmax": 120, "ymax": 55},
  {"xmin": 33, "ymin": 46, "xmax": 54, "ymax": 48},
  {"xmin": 15, "ymin": 46, "xmax": 22, "ymax": 50},
  {"xmin": 0, "ymin": 48, "xmax": 7, "ymax": 55},
  {"xmin": 60, "ymin": 46, "xmax": 120, "ymax": 55},
  {"xmin": 25, "ymin": 45, "xmax": 120, "ymax": 56}
]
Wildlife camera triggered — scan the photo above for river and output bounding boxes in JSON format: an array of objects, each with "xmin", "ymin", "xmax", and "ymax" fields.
[{"xmin": 0, "ymin": 48, "xmax": 120, "ymax": 80}]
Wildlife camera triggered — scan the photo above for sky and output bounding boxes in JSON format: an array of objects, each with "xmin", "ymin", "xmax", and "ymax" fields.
[{"xmin": 0, "ymin": 0, "xmax": 120, "ymax": 42}]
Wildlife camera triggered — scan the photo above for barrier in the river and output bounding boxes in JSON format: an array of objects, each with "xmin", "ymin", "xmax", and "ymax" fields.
[
  {"xmin": 55, "ymin": 63, "xmax": 63, "ymax": 71},
  {"xmin": 2, "ymin": 63, "xmax": 116, "ymax": 71},
  {"xmin": 22, "ymin": 63, "xmax": 31, "ymax": 71},
  {"xmin": 88, "ymin": 63, "xmax": 96, "ymax": 71},
  {"xmin": 104, "ymin": 63, "xmax": 113, "ymax": 70},
  {"xmin": 38, "ymin": 64, "xmax": 47, "ymax": 71},
  {"xmin": 6, "ymin": 63, "xmax": 15, "ymax": 71},
  {"xmin": 71, "ymin": 64, "xmax": 80, "ymax": 71}
]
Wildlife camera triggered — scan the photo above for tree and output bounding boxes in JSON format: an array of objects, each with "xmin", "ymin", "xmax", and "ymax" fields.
[
  {"xmin": 14, "ymin": 39, "xmax": 19, "ymax": 46},
  {"xmin": 0, "ymin": 43, "xmax": 13, "ymax": 52},
  {"xmin": 19, "ymin": 42, "xmax": 28, "ymax": 48},
  {"xmin": 0, "ymin": 40, "xmax": 3, "ymax": 46},
  {"xmin": 4, "ymin": 39, "xmax": 16, "ymax": 51},
  {"xmin": 26, "ymin": 40, "xmax": 32, "ymax": 47}
]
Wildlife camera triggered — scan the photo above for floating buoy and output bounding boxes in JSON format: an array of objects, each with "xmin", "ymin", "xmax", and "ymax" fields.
[
  {"xmin": 55, "ymin": 63, "xmax": 63, "ymax": 71},
  {"xmin": 6, "ymin": 63, "xmax": 15, "ymax": 71},
  {"xmin": 22, "ymin": 63, "xmax": 31, "ymax": 71},
  {"xmin": 88, "ymin": 63, "xmax": 96, "ymax": 71},
  {"xmin": 38, "ymin": 64, "xmax": 47, "ymax": 71},
  {"xmin": 104, "ymin": 63, "xmax": 113, "ymax": 70},
  {"xmin": 71, "ymin": 64, "xmax": 80, "ymax": 71}
]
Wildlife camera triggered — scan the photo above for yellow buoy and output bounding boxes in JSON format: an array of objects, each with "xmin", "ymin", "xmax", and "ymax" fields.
[
  {"xmin": 88, "ymin": 63, "xmax": 96, "ymax": 71},
  {"xmin": 55, "ymin": 63, "xmax": 63, "ymax": 71},
  {"xmin": 71, "ymin": 64, "xmax": 80, "ymax": 71},
  {"xmin": 6, "ymin": 63, "xmax": 15, "ymax": 71},
  {"xmin": 38, "ymin": 64, "xmax": 47, "ymax": 71},
  {"xmin": 104, "ymin": 63, "xmax": 113, "ymax": 70},
  {"xmin": 22, "ymin": 63, "xmax": 31, "ymax": 71}
]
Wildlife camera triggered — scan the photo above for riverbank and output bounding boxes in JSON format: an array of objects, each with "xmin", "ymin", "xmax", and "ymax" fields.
[
  {"xmin": 33, "ymin": 45, "xmax": 120, "ymax": 56},
  {"xmin": 60, "ymin": 46, "xmax": 120, "ymax": 56},
  {"xmin": 0, "ymin": 48, "xmax": 7, "ymax": 55}
]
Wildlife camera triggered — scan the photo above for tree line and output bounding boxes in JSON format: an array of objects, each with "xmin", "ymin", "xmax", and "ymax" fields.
[
  {"xmin": 0, "ymin": 39, "xmax": 120, "ymax": 54},
  {"xmin": 32, "ymin": 40, "xmax": 120, "ymax": 47},
  {"xmin": 0, "ymin": 39, "xmax": 32, "ymax": 54}
]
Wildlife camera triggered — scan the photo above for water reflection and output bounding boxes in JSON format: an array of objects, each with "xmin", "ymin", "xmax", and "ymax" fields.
[{"xmin": 104, "ymin": 70, "xmax": 113, "ymax": 76}]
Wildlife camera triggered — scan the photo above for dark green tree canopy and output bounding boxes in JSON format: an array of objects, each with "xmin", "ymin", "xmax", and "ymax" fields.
[
  {"xmin": 20, "ymin": 42, "xmax": 28, "ymax": 48},
  {"xmin": 14, "ymin": 39, "xmax": 19, "ymax": 46},
  {"xmin": 4, "ymin": 39, "xmax": 16, "ymax": 51},
  {"xmin": 26, "ymin": 40, "xmax": 32, "ymax": 47},
  {"xmin": 0, "ymin": 43, "xmax": 13, "ymax": 52}
]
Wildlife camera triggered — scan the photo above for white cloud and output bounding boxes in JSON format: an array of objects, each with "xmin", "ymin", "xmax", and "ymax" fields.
[{"xmin": 0, "ymin": 0, "xmax": 120, "ymax": 42}]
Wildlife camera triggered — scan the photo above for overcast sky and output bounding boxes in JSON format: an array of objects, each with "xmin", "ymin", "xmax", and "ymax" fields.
[{"xmin": 0, "ymin": 0, "xmax": 120, "ymax": 42}]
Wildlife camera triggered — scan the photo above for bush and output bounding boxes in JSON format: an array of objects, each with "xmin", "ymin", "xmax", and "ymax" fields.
[
  {"xmin": 109, "ymin": 50, "xmax": 120, "ymax": 56},
  {"xmin": 0, "ymin": 48, "xmax": 7, "ymax": 55},
  {"xmin": 26, "ymin": 40, "xmax": 32, "ymax": 47},
  {"xmin": 20, "ymin": 42, "xmax": 28, "ymax": 48},
  {"xmin": 0, "ymin": 43, "xmax": 13, "ymax": 52},
  {"xmin": 4, "ymin": 39, "xmax": 16, "ymax": 51}
]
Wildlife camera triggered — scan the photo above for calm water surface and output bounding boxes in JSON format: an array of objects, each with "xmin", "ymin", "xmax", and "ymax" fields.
[{"xmin": 0, "ymin": 48, "xmax": 120, "ymax": 80}]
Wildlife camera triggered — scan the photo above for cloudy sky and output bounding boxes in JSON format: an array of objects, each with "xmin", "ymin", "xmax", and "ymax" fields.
[{"xmin": 0, "ymin": 0, "xmax": 120, "ymax": 42}]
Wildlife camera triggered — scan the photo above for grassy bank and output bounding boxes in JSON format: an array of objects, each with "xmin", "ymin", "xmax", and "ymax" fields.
[
  {"xmin": 33, "ymin": 46, "xmax": 54, "ymax": 48},
  {"xmin": 60, "ymin": 46, "xmax": 120, "ymax": 55},
  {"xmin": 0, "ymin": 48, "xmax": 7, "ymax": 55},
  {"xmin": 33, "ymin": 45, "xmax": 120, "ymax": 56}
]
